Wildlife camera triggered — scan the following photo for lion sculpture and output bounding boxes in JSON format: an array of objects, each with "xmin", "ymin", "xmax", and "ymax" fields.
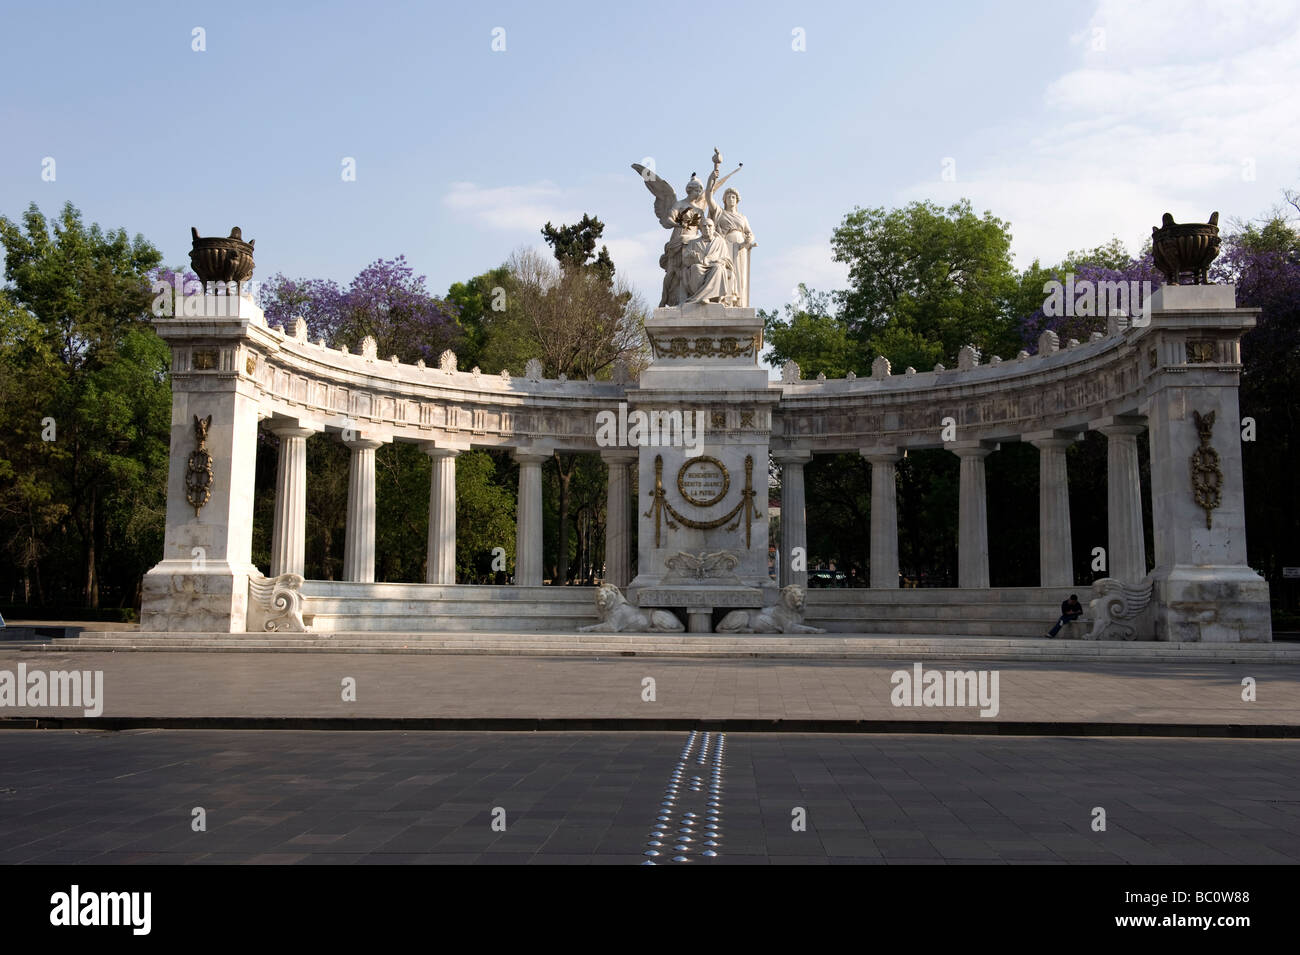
[
  {"xmin": 578, "ymin": 584, "xmax": 685, "ymax": 633},
  {"xmin": 716, "ymin": 586, "xmax": 825, "ymax": 634}
]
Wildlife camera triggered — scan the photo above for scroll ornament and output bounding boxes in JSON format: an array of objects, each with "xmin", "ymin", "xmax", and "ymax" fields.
[
  {"xmin": 1086, "ymin": 578, "xmax": 1154, "ymax": 641},
  {"xmin": 247, "ymin": 572, "xmax": 309, "ymax": 632}
]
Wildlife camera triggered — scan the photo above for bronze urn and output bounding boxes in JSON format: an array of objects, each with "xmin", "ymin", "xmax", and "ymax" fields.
[
  {"xmin": 1152, "ymin": 212, "xmax": 1220, "ymax": 285},
  {"xmin": 189, "ymin": 226, "xmax": 256, "ymax": 286}
]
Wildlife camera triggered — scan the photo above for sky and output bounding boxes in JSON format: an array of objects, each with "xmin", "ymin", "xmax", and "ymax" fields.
[{"xmin": 2, "ymin": 0, "xmax": 1298, "ymax": 319}]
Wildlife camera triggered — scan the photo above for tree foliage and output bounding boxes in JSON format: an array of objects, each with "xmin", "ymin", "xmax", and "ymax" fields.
[{"xmin": 0, "ymin": 202, "xmax": 167, "ymax": 610}]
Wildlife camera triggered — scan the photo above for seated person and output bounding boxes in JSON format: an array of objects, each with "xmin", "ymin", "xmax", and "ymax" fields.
[{"xmin": 1046, "ymin": 594, "xmax": 1084, "ymax": 638}]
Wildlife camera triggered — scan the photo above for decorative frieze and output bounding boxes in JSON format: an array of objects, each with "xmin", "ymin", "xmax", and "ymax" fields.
[{"xmin": 649, "ymin": 334, "xmax": 761, "ymax": 360}]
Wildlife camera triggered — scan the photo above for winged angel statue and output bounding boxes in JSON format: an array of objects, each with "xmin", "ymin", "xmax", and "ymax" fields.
[{"xmin": 632, "ymin": 148, "xmax": 756, "ymax": 308}]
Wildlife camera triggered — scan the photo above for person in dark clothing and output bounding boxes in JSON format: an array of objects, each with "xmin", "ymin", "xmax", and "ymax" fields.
[{"xmin": 1047, "ymin": 594, "xmax": 1084, "ymax": 638}]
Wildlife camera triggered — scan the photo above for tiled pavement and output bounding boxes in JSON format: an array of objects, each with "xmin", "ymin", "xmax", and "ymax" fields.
[
  {"xmin": 0, "ymin": 650, "xmax": 1296, "ymax": 726},
  {"xmin": 0, "ymin": 730, "xmax": 1296, "ymax": 864}
]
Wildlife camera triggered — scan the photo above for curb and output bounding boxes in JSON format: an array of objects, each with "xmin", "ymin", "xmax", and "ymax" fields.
[{"xmin": 0, "ymin": 717, "xmax": 1296, "ymax": 737}]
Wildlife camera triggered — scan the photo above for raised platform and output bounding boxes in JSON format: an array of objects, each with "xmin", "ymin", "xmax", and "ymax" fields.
[
  {"xmin": 33, "ymin": 631, "xmax": 1300, "ymax": 663},
  {"xmin": 291, "ymin": 583, "xmax": 1089, "ymax": 638}
]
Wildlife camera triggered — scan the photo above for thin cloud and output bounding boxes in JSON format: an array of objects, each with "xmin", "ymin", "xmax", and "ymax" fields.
[{"xmin": 442, "ymin": 181, "xmax": 583, "ymax": 233}]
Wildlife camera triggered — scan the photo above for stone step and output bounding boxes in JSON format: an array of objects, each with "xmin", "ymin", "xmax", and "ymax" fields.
[
  {"xmin": 48, "ymin": 633, "xmax": 1298, "ymax": 662},
  {"xmin": 815, "ymin": 621, "xmax": 1070, "ymax": 637},
  {"xmin": 300, "ymin": 583, "xmax": 597, "ymax": 602},
  {"xmin": 301, "ymin": 599, "xmax": 596, "ymax": 616},
  {"xmin": 811, "ymin": 605, "xmax": 1066, "ymax": 621},
  {"xmin": 806, "ymin": 588, "xmax": 1077, "ymax": 605},
  {"xmin": 305, "ymin": 614, "xmax": 597, "ymax": 632}
]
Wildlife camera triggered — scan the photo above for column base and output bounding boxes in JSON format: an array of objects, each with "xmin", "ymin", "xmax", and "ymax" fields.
[
  {"xmin": 1149, "ymin": 565, "xmax": 1272, "ymax": 643},
  {"xmin": 140, "ymin": 559, "xmax": 258, "ymax": 633},
  {"xmin": 686, "ymin": 609, "xmax": 713, "ymax": 633}
]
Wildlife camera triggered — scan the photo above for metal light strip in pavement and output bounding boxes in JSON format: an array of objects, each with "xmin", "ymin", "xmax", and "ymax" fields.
[{"xmin": 643, "ymin": 730, "xmax": 725, "ymax": 865}]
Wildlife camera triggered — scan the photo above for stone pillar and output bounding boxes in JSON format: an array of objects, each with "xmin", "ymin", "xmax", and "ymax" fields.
[
  {"xmin": 423, "ymin": 446, "xmax": 459, "ymax": 585},
  {"xmin": 862, "ymin": 449, "xmax": 901, "ymax": 588},
  {"xmin": 1138, "ymin": 283, "xmax": 1270, "ymax": 641},
  {"xmin": 514, "ymin": 450, "xmax": 548, "ymax": 586},
  {"xmin": 601, "ymin": 450, "xmax": 636, "ymax": 589},
  {"xmin": 141, "ymin": 293, "xmax": 267, "ymax": 633},
  {"xmin": 951, "ymin": 444, "xmax": 995, "ymax": 588},
  {"xmin": 269, "ymin": 423, "xmax": 317, "ymax": 578},
  {"xmin": 774, "ymin": 450, "xmax": 812, "ymax": 589},
  {"xmin": 1027, "ymin": 433, "xmax": 1078, "ymax": 587},
  {"xmin": 1097, "ymin": 421, "xmax": 1147, "ymax": 583},
  {"xmin": 343, "ymin": 435, "xmax": 386, "ymax": 583}
]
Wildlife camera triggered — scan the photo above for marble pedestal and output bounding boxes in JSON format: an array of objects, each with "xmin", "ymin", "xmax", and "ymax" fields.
[{"xmin": 625, "ymin": 304, "xmax": 778, "ymax": 629}]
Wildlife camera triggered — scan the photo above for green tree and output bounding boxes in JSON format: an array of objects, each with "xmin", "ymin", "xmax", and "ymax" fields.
[
  {"xmin": 445, "ymin": 266, "xmax": 512, "ymax": 372},
  {"xmin": 455, "ymin": 451, "xmax": 516, "ymax": 582},
  {"xmin": 761, "ymin": 285, "xmax": 866, "ymax": 379},
  {"xmin": 0, "ymin": 201, "xmax": 167, "ymax": 609},
  {"xmin": 831, "ymin": 198, "xmax": 1021, "ymax": 366}
]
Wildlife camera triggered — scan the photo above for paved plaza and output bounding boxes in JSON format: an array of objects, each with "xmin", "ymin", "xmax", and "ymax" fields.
[
  {"xmin": 0, "ymin": 649, "xmax": 1295, "ymax": 729},
  {"xmin": 0, "ymin": 730, "xmax": 1295, "ymax": 865}
]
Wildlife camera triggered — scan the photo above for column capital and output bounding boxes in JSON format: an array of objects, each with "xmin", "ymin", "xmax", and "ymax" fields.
[
  {"xmin": 420, "ymin": 443, "xmax": 462, "ymax": 459},
  {"xmin": 342, "ymin": 435, "xmax": 387, "ymax": 450},
  {"xmin": 1025, "ymin": 430, "xmax": 1083, "ymax": 450},
  {"xmin": 513, "ymin": 448, "xmax": 551, "ymax": 465},
  {"xmin": 773, "ymin": 448, "xmax": 813, "ymax": 465},
  {"xmin": 1093, "ymin": 415, "xmax": 1147, "ymax": 437},
  {"xmin": 949, "ymin": 441, "xmax": 998, "ymax": 459},
  {"xmin": 269, "ymin": 425, "xmax": 319, "ymax": 441},
  {"xmin": 860, "ymin": 447, "xmax": 902, "ymax": 464},
  {"xmin": 599, "ymin": 449, "xmax": 638, "ymax": 464},
  {"xmin": 268, "ymin": 417, "xmax": 324, "ymax": 439}
]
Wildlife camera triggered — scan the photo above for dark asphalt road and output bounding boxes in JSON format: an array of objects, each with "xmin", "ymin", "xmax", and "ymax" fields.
[{"xmin": 0, "ymin": 730, "xmax": 1295, "ymax": 864}]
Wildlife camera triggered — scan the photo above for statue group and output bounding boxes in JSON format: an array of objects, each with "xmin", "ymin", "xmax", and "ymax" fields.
[{"xmin": 633, "ymin": 147, "xmax": 757, "ymax": 308}]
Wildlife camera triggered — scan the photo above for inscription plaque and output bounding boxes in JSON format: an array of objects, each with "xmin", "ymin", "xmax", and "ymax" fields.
[{"xmin": 677, "ymin": 456, "xmax": 729, "ymax": 507}]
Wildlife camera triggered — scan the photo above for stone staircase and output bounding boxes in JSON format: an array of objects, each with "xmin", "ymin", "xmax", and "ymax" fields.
[
  {"xmin": 297, "ymin": 583, "xmax": 1078, "ymax": 637},
  {"xmin": 804, "ymin": 587, "xmax": 1079, "ymax": 638},
  {"xmin": 299, "ymin": 582, "xmax": 600, "ymax": 632}
]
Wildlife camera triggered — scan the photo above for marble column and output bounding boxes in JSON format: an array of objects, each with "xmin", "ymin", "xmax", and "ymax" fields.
[
  {"xmin": 601, "ymin": 450, "xmax": 636, "ymax": 589},
  {"xmin": 1098, "ymin": 421, "xmax": 1147, "ymax": 583},
  {"xmin": 862, "ymin": 448, "xmax": 902, "ymax": 588},
  {"xmin": 343, "ymin": 435, "xmax": 385, "ymax": 583},
  {"xmin": 951, "ymin": 444, "xmax": 995, "ymax": 588},
  {"xmin": 514, "ymin": 450, "xmax": 548, "ymax": 586},
  {"xmin": 775, "ymin": 450, "xmax": 812, "ymax": 589},
  {"xmin": 424, "ymin": 447, "xmax": 459, "ymax": 585},
  {"xmin": 269, "ymin": 424, "xmax": 316, "ymax": 578},
  {"xmin": 1027, "ymin": 433, "xmax": 1077, "ymax": 587}
]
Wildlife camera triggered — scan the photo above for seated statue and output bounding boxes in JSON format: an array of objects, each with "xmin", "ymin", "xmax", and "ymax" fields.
[
  {"xmin": 684, "ymin": 217, "xmax": 739, "ymax": 305},
  {"xmin": 578, "ymin": 584, "xmax": 685, "ymax": 633},
  {"xmin": 716, "ymin": 586, "xmax": 825, "ymax": 634}
]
